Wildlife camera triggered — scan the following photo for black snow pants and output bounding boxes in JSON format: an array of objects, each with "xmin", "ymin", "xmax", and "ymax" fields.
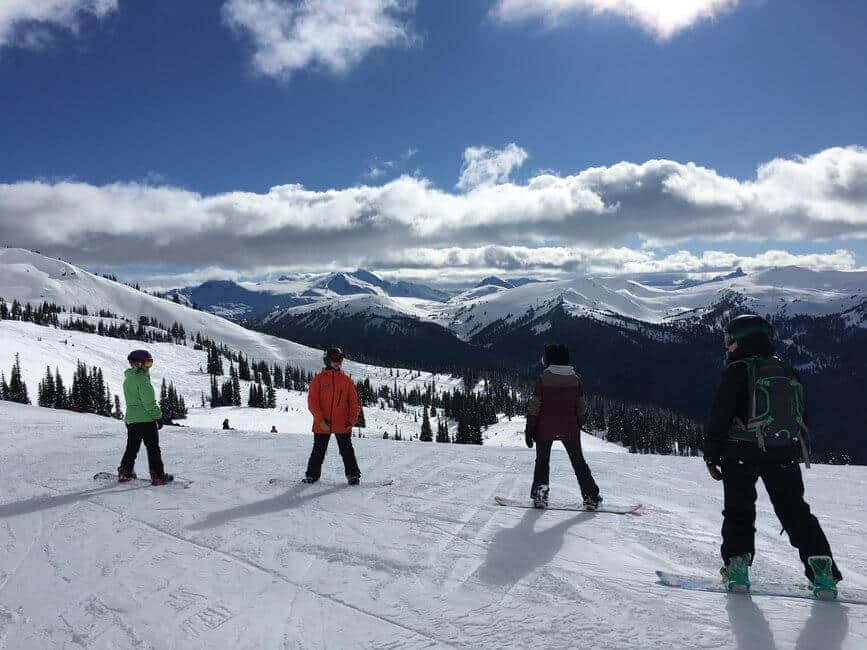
[
  {"xmin": 305, "ymin": 434, "xmax": 360, "ymax": 480},
  {"xmin": 721, "ymin": 459, "xmax": 842, "ymax": 582},
  {"xmin": 531, "ymin": 437, "xmax": 599, "ymax": 501},
  {"xmin": 120, "ymin": 421, "xmax": 165, "ymax": 476}
]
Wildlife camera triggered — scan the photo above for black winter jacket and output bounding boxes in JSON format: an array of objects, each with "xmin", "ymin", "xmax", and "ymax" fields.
[{"xmin": 703, "ymin": 335, "xmax": 806, "ymax": 466}]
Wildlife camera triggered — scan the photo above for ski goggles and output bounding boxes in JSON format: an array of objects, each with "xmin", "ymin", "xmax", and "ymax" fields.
[
  {"xmin": 141, "ymin": 359, "xmax": 154, "ymax": 368},
  {"xmin": 327, "ymin": 353, "xmax": 344, "ymax": 363}
]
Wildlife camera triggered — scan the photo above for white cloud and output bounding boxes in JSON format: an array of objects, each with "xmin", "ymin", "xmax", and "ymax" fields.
[
  {"xmin": 491, "ymin": 0, "xmax": 739, "ymax": 40},
  {"xmin": 222, "ymin": 0, "xmax": 417, "ymax": 79},
  {"xmin": 457, "ymin": 143, "xmax": 529, "ymax": 191},
  {"xmin": 2, "ymin": 146, "xmax": 866, "ymax": 274},
  {"xmin": 365, "ymin": 166, "xmax": 388, "ymax": 179},
  {"xmin": 0, "ymin": 0, "xmax": 117, "ymax": 49},
  {"xmin": 365, "ymin": 147, "xmax": 418, "ymax": 179},
  {"xmin": 362, "ymin": 245, "xmax": 860, "ymax": 277}
]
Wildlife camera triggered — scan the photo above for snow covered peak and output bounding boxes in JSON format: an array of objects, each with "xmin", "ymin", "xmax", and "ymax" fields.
[{"xmin": 476, "ymin": 276, "xmax": 513, "ymax": 289}]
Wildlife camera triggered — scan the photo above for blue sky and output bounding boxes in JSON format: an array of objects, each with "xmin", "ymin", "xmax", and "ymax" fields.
[{"xmin": 1, "ymin": 0, "xmax": 866, "ymax": 287}]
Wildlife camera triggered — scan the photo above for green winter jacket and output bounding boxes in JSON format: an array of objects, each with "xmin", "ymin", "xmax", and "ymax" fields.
[{"xmin": 123, "ymin": 367, "xmax": 163, "ymax": 424}]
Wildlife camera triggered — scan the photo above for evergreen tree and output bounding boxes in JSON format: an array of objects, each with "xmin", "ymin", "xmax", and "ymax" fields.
[
  {"xmin": 436, "ymin": 418, "xmax": 450, "ymax": 443},
  {"xmin": 113, "ymin": 394, "xmax": 123, "ymax": 420},
  {"xmin": 419, "ymin": 405, "xmax": 432, "ymax": 442},
  {"xmin": 231, "ymin": 373, "xmax": 241, "ymax": 407},
  {"xmin": 210, "ymin": 374, "xmax": 220, "ymax": 407},
  {"xmin": 7, "ymin": 354, "xmax": 30, "ymax": 404},
  {"xmin": 38, "ymin": 365, "xmax": 56, "ymax": 407},
  {"xmin": 159, "ymin": 378, "xmax": 168, "ymax": 414},
  {"xmin": 53, "ymin": 369, "xmax": 65, "ymax": 409}
]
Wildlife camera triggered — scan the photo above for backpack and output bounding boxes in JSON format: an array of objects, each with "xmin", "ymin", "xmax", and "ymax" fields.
[{"xmin": 728, "ymin": 356, "xmax": 811, "ymax": 465}]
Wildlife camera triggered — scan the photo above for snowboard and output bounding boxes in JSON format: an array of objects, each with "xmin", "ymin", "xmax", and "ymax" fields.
[
  {"xmin": 493, "ymin": 496, "xmax": 642, "ymax": 516},
  {"xmin": 656, "ymin": 571, "xmax": 867, "ymax": 605},
  {"xmin": 93, "ymin": 472, "xmax": 192, "ymax": 489},
  {"xmin": 267, "ymin": 477, "xmax": 394, "ymax": 487}
]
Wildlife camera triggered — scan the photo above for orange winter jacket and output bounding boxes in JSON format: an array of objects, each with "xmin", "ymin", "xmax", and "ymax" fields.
[{"xmin": 307, "ymin": 368, "xmax": 360, "ymax": 434}]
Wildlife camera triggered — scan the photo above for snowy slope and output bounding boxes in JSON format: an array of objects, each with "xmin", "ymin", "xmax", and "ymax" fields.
[
  {"xmin": 1, "ymin": 402, "xmax": 865, "ymax": 649},
  {"xmin": 0, "ymin": 319, "xmax": 463, "ymax": 420},
  {"xmin": 0, "ymin": 249, "xmax": 464, "ymax": 400}
]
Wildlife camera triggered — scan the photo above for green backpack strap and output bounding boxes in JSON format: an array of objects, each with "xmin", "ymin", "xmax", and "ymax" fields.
[{"xmin": 728, "ymin": 358, "xmax": 760, "ymax": 446}]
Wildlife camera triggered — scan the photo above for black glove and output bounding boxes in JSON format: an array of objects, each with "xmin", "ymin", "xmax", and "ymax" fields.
[
  {"xmin": 524, "ymin": 426, "xmax": 535, "ymax": 448},
  {"xmin": 705, "ymin": 459, "xmax": 722, "ymax": 481},
  {"xmin": 156, "ymin": 419, "xmax": 164, "ymax": 430}
]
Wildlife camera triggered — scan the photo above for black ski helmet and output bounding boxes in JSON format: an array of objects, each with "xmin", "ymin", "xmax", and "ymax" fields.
[
  {"xmin": 323, "ymin": 346, "xmax": 344, "ymax": 366},
  {"xmin": 127, "ymin": 349, "xmax": 153, "ymax": 365},
  {"xmin": 542, "ymin": 343, "xmax": 570, "ymax": 367},
  {"xmin": 725, "ymin": 315, "xmax": 773, "ymax": 346}
]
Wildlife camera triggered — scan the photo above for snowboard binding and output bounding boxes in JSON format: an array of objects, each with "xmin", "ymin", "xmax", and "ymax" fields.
[
  {"xmin": 808, "ymin": 555, "xmax": 838, "ymax": 601},
  {"xmin": 721, "ymin": 554, "xmax": 751, "ymax": 593},
  {"xmin": 532, "ymin": 485, "xmax": 549, "ymax": 509}
]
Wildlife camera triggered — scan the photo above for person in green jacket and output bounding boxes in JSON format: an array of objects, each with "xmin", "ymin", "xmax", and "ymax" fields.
[{"xmin": 119, "ymin": 350, "xmax": 174, "ymax": 485}]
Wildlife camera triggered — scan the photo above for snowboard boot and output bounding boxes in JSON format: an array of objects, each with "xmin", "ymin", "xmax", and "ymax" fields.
[
  {"xmin": 347, "ymin": 475, "xmax": 361, "ymax": 486},
  {"xmin": 117, "ymin": 466, "xmax": 136, "ymax": 483},
  {"xmin": 583, "ymin": 494, "xmax": 603, "ymax": 511},
  {"xmin": 807, "ymin": 555, "xmax": 838, "ymax": 601},
  {"xmin": 301, "ymin": 476, "xmax": 318, "ymax": 484},
  {"xmin": 721, "ymin": 554, "xmax": 751, "ymax": 593},
  {"xmin": 532, "ymin": 485, "xmax": 549, "ymax": 509},
  {"xmin": 150, "ymin": 471, "xmax": 174, "ymax": 486}
]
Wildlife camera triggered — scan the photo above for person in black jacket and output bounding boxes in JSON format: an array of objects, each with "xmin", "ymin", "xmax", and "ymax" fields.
[{"xmin": 704, "ymin": 315, "xmax": 842, "ymax": 597}]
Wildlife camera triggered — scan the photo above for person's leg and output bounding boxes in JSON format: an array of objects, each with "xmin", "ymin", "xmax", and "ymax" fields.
[
  {"xmin": 305, "ymin": 434, "xmax": 330, "ymax": 480},
  {"xmin": 720, "ymin": 460, "xmax": 760, "ymax": 565},
  {"xmin": 531, "ymin": 439, "xmax": 553, "ymax": 499},
  {"xmin": 562, "ymin": 437, "xmax": 600, "ymax": 501},
  {"xmin": 119, "ymin": 423, "xmax": 145, "ymax": 475},
  {"xmin": 141, "ymin": 422, "xmax": 165, "ymax": 477},
  {"xmin": 335, "ymin": 434, "xmax": 361, "ymax": 478},
  {"xmin": 761, "ymin": 461, "xmax": 842, "ymax": 582}
]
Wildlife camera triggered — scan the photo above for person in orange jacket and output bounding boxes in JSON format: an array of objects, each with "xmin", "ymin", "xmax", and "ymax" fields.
[{"xmin": 303, "ymin": 347, "xmax": 361, "ymax": 484}]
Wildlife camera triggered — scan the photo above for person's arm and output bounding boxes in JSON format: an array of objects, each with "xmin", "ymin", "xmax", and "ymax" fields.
[
  {"xmin": 703, "ymin": 367, "xmax": 739, "ymax": 478},
  {"xmin": 307, "ymin": 375, "xmax": 326, "ymax": 425},
  {"xmin": 575, "ymin": 377, "xmax": 587, "ymax": 429},
  {"xmin": 346, "ymin": 380, "xmax": 360, "ymax": 427},
  {"xmin": 139, "ymin": 376, "xmax": 163, "ymax": 423}
]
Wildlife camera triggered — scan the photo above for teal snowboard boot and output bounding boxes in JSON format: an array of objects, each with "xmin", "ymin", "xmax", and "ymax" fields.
[
  {"xmin": 807, "ymin": 555, "xmax": 838, "ymax": 601},
  {"xmin": 721, "ymin": 554, "xmax": 751, "ymax": 593}
]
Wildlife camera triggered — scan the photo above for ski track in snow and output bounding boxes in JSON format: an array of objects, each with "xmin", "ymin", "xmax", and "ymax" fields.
[{"xmin": 0, "ymin": 402, "xmax": 865, "ymax": 648}]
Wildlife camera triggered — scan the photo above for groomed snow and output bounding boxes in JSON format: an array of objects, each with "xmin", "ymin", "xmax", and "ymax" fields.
[{"xmin": 1, "ymin": 403, "xmax": 865, "ymax": 649}]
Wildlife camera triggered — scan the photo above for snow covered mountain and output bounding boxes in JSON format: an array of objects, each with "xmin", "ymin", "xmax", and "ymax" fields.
[
  {"xmin": 431, "ymin": 266, "xmax": 867, "ymax": 342},
  {"xmin": 249, "ymin": 264, "xmax": 866, "ymax": 462},
  {"xmin": 2, "ymin": 248, "xmax": 866, "ymax": 461},
  {"xmin": 167, "ymin": 261, "xmax": 867, "ymax": 343},
  {"xmin": 1, "ymin": 401, "xmax": 865, "ymax": 649},
  {"xmin": 167, "ymin": 269, "xmax": 450, "ymax": 320},
  {"xmin": 0, "ymin": 248, "xmax": 463, "ymax": 413}
]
